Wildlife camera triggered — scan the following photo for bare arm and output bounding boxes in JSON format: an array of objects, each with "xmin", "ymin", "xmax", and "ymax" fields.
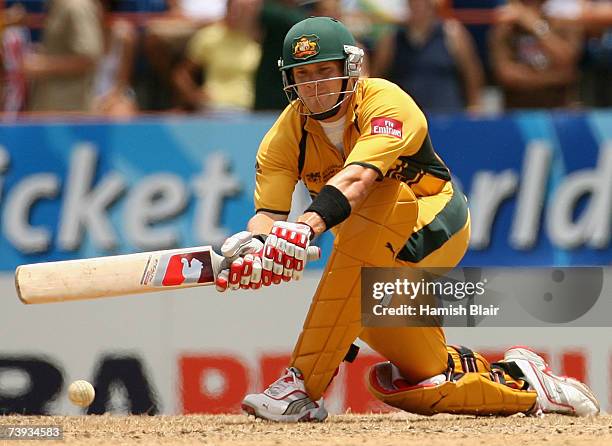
[
  {"xmin": 247, "ymin": 211, "xmax": 288, "ymax": 235},
  {"xmin": 489, "ymin": 24, "xmax": 576, "ymax": 89},
  {"xmin": 24, "ymin": 53, "xmax": 97, "ymax": 79},
  {"xmin": 296, "ymin": 165, "xmax": 379, "ymax": 236},
  {"xmin": 531, "ymin": 20, "xmax": 582, "ymax": 68},
  {"xmin": 445, "ymin": 20, "xmax": 484, "ymax": 112},
  {"xmin": 370, "ymin": 31, "xmax": 396, "ymax": 78},
  {"xmin": 172, "ymin": 57, "xmax": 207, "ymax": 109},
  {"xmin": 495, "ymin": 4, "xmax": 581, "ymax": 67},
  {"xmin": 580, "ymin": 3, "xmax": 612, "ymax": 27},
  {"xmin": 113, "ymin": 20, "xmax": 136, "ymax": 91}
]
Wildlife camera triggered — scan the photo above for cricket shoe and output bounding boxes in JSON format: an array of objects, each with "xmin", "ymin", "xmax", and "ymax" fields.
[
  {"xmin": 503, "ymin": 347, "xmax": 600, "ymax": 417},
  {"xmin": 241, "ymin": 367, "xmax": 328, "ymax": 422}
]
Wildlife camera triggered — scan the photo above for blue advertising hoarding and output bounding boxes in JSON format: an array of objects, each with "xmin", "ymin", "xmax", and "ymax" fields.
[{"xmin": 0, "ymin": 111, "xmax": 610, "ymax": 269}]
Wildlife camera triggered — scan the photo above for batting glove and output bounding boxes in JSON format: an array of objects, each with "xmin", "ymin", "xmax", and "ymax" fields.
[
  {"xmin": 215, "ymin": 231, "xmax": 265, "ymax": 292},
  {"xmin": 262, "ymin": 221, "xmax": 314, "ymax": 285}
]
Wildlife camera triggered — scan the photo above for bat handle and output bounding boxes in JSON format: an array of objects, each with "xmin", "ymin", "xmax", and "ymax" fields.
[
  {"xmin": 215, "ymin": 245, "xmax": 320, "ymax": 268},
  {"xmin": 306, "ymin": 246, "xmax": 321, "ymax": 262}
]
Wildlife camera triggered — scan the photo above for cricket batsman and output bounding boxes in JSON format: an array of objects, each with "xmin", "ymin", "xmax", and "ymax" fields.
[{"xmin": 215, "ymin": 17, "xmax": 599, "ymax": 421}]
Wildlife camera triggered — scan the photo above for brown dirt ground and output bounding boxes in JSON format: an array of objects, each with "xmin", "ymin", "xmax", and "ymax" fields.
[{"xmin": 1, "ymin": 413, "xmax": 611, "ymax": 446}]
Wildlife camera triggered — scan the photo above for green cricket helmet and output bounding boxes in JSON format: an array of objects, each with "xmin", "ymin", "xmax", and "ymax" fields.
[{"xmin": 278, "ymin": 17, "xmax": 364, "ymax": 119}]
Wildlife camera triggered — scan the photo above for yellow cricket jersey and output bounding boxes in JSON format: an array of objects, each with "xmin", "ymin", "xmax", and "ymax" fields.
[{"xmin": 254, "ymin": 77, "xmax": 452, "ymax": 214}]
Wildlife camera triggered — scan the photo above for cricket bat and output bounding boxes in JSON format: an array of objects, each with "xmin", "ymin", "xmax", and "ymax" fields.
[{"xmin": 15, "ymin": 245, "xmax": 321, "ymax": 305}]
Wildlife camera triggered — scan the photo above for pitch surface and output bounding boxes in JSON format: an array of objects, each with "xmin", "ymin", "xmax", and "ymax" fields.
[{"xmin": 2, "ymin": 413, "xmax": 611, "ymax": 445}]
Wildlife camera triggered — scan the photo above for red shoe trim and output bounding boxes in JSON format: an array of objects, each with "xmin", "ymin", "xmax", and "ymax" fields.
[{"xmin": 527, "ymin": 361, "xmax": 576, "ymax": 414}]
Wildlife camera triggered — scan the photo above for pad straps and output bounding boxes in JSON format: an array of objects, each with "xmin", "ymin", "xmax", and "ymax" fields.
[
  {"xmin": 490, "ymin": 361, "xmax": 530, "ymax": 390},
  {"xmin": 449, "ymin": 345, "xmax": 478, "ymax": 373}
]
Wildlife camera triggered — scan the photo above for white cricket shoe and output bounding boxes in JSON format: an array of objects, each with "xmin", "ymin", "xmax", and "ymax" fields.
[
  {"xmin": 503, "ymin": 347, "xmax": 600, "ymax": 417},
  {"xmin": 241, "ymin": 367, "xmax": 328, "ymax": 422}
]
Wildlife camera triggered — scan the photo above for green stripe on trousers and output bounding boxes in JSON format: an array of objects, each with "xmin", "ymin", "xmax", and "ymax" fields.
[{"xmin": 397, "ymin": 182, "xmax": 469, "ymax": 263}]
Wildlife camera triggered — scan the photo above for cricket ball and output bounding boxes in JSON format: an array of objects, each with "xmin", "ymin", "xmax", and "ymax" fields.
[{"xmin": 68, "ymin": 380, "xmax": 95, "ymax": 407}]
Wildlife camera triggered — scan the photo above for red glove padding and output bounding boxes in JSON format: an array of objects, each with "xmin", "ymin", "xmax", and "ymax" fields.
[
  {"xmin": 262, "ymin": 221, "xmax": 314, "ymax": 283},
  {"xmin": 215, "ymin": 231, "xmax": 264, "ymax": 292},
  {"xmin": 215, "ymin": 226, "xmax": 321, "ymax": 291}
]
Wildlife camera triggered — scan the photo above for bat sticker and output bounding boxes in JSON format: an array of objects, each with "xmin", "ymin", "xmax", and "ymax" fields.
[{"xmin": 151, "ymin": 250, "xmax": 215, "ymax": 287}]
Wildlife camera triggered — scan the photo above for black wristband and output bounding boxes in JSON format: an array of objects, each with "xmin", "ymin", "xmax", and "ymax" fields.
[{"xmin": 305, "ymin": 185, "xmax": 352, "ymax": 231}]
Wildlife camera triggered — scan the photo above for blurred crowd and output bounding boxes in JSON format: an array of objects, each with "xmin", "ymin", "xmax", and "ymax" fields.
[{"xmin": 0, "ymin": 0, "xmax": 611, "ymax": 119}]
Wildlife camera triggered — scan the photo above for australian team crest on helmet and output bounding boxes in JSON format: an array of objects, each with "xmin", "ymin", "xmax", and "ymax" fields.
[{"xmin": 292, "ymin": 34, "xmax": 320, "ymax": 60}]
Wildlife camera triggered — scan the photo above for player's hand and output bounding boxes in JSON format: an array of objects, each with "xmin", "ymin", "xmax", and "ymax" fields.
[
  {"xmin": 215, "ymin": 231, "xmax": 265, "ymax": 292},
  {"xmin": 262, "ymin": 221, "xmax": 314, "ymax": 284}
]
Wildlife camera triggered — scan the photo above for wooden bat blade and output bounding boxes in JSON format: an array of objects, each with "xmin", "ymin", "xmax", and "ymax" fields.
[
  {"xmin": 15, "ymin": 246, "xmax": 224, "ymax": 304},
  {"xmin": 15, "ymin": 245, "xmax": 322, "ymax": 305}
]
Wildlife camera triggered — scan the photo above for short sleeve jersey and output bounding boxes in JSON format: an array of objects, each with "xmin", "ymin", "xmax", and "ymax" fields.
[
  {"xmin": 254, "ymin": 78, "xmax": 451, "ymax": 214},
  {"xmin": 186, "ymin": 23, "xmax": 261, "ymax": 110},
  {"xmin": 29, "ymin": 0, "xmax": 104, "ymax": 112}
]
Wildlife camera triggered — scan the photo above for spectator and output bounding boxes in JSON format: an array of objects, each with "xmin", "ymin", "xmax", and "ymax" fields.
[
  {"xmin": 580, "ymin": 0, "xmax": 612, "ymax": 25},
  {"xmin": 545, "ymin": 0, "xmax": 612, "ymax": 26},
  {"xmin": 342, "ymin": 0, "xmax": 408, "ymax": 46},
  {"xmin": 310, "ymin": 0, "xmax": 370, "ymax": 75},
  {"xmin": 310, "ymin": 0, "xmax": 342, "ymax": 18},
  {"xmin": 253, "ymin": 0, "xmax": 305, "ymax": 111},
  {"xmin": 92, "ymin": 0, "xmax": 138, "ymax": 117},
  {"xmin": 489, "ymin": 0, "xmax": 582, "ymax": 110},
  {"xmin": 1, "ymin": 4, "xmax": 28, "ymax": 115},
  {"xmin": 578, "ymin": 0, "xmax": 612, "ymax": 107},
  {"xmin": 25, "ymin": 0, "xmax": 104, "ymax": 113},
  {"xmin": 172, "ymin": 0, "xmax": 261, "ymax": 113},
  {"xmin": 143, "ymin": 0, "xmax": 227, "ymax": 110},
  {"xmin": 1, "ymin": 3, "xmax": 26, "ymax": 30},
  {"xmin": 371, "ymin": 0, "xmax": 484, "ymax": 114}
]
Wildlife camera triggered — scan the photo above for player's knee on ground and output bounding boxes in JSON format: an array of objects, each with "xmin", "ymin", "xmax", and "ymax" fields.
[
  {"xmin": 359, "ymin": 326, "xmax": 448, "ymax": 383},
  {"xmin": 367, "ymin": 346, "xmax": 537, "ymax": 416}
]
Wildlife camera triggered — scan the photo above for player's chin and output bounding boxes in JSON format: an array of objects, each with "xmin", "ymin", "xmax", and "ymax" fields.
[{"xmin": 304, "ymin": 100, "xmax": 334, "ymax": 114}]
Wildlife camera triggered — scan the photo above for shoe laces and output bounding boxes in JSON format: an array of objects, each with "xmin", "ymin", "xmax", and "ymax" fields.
[{"xmin": 267, "ymin": 367, "xmax": 303, "ymax": 397}]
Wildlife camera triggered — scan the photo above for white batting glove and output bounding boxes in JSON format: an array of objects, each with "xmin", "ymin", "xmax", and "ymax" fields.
[
  {"xmin": 220, "ymin": 230, "xmax": 264, "ymax": 258},
  {"xmin": 215, "ymin": 231, "xmax": 265, "ymax": 292},
  {"xmin": 262, "ymin": 221, "xmax": 314, "ymax": 285}
]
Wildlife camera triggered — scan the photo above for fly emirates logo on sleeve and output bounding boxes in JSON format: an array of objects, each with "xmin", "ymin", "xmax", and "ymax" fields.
[{"xmin": 371, "ymin": 117, "xmax": 403, "ymax": 139}]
